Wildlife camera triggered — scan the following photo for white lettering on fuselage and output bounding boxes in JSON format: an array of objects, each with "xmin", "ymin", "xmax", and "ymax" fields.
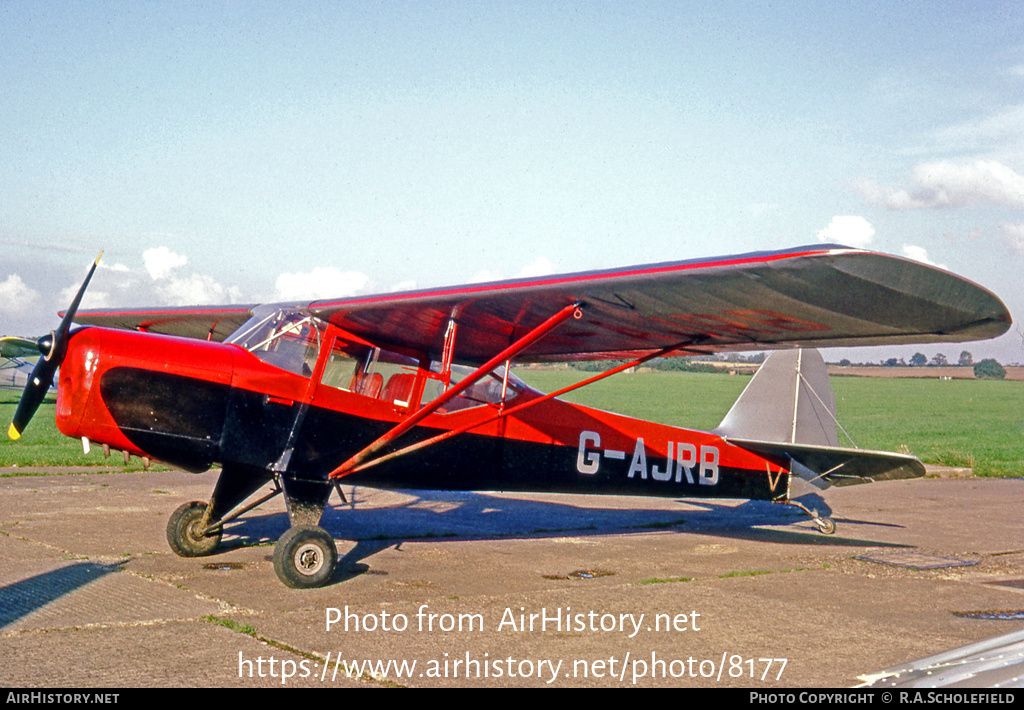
[
  {"xmin": 577, "ymin": 431, "xmax": 601, "ymax": 474},
  {"xmin": 576, "ymin": 431, "xmax": 718, "ymax": 485}
]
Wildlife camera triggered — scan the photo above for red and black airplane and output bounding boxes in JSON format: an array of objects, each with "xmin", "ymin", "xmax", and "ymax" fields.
[{"xmin": 7, "ymin": 245, "xmax": 1011, "ymax": 588}]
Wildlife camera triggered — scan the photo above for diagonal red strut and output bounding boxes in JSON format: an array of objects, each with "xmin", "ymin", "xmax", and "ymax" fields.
[
  {"xmin": 335, "ymin": 341, "xmax": 688, "ymax": 478},
  {"xmin": 328, "ymin": 301, "xmax": 582, "ymax": 479}
]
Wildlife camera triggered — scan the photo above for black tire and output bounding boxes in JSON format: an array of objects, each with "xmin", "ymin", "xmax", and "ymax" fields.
[
  {"xmin": 166, "ymin": 501, "xmax": 222, "ymax": 557},
  {"xmin": 273, "ymin": 525, "xmax": 338, "ymax": 589}
]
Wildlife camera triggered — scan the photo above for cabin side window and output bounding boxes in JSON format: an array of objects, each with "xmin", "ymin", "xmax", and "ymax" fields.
[
  {"xmin": 320, "ymin": 341, "xmax": 365, "ymax": 393},
  {"xmin": 318, "ymin": 338, "xmax": 422, "ymax": 409}
]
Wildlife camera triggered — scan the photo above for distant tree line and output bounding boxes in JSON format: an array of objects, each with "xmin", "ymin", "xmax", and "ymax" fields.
[
  {"xmin": 570, "ymin": 356, "xmax": 719, "ymax": 373},
  {"xmin": 569, "ymin": 351, "xmax": 1009, "ymax": 379},
  {"xmin": 878, "ymin": 350, "xmax": 976, "ymax": 367},
  {"xmin": 833, "ymin": 350, "xmax": 1008, "ymax": 380}
]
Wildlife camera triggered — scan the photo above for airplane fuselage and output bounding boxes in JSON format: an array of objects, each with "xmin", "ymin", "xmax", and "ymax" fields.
[{"xmin": 56, "ymin": 324, "xmax": 791, "ymax": 503}]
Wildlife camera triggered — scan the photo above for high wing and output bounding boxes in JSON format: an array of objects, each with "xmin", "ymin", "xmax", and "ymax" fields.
[
  {"xmin": 0, "ymin": 337, "xmax": 43, "ymax": 393},
  {"xmin": 312, "ymin": 245, "xmax": 1011, "ymax": 363},
  {"xmin": 70, "ymin": 304, "xmax": 256, "ymax": 342},
  {"xmin": 70, "ymin": 245, "xmax": 1011, "ymax": 363},
  {"xmin": 0, "ymin": 336, "xmax": 41, "ymax": 359}
]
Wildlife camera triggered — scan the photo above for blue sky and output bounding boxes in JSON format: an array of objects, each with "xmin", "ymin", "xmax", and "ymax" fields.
[{"xmin": 2, "ymin": 1, "xmax": 1023, "ymax": 363}]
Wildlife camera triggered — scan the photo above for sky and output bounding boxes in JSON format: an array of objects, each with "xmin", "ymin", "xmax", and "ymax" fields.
[{"xmin": 2, "ymin": 1, "xmax": 1024, "ymax": 364}]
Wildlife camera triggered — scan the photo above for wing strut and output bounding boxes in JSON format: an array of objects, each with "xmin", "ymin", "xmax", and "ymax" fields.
[
  {"xmin": 332, "ymin": 340, "xmax": 689, "ymax": 478},
  {"xmin": 328, "ymin": 301, "xmax": 583, "ymax": 479}
]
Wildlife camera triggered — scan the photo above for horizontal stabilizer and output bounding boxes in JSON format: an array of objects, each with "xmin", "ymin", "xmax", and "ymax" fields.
[
  {"xmin": 716, "ymin": 348, "xmax": 926, "ymax": 491},
  {"xmin": 725, "ymin": 438, "xmax": 925, "ymax": 487}
]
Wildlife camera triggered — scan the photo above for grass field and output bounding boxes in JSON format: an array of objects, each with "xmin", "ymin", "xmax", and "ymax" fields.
[
  {"xmin": 2, "ymin": 371, "xmax": 1023, "ymax": 476},
  {"xmin": 516, "ymin": 369, "xmax": 1024, "ymax": 478},
  {"xmin": 0, "ymin": 393, "xmax": 151, "ymax": 470}
]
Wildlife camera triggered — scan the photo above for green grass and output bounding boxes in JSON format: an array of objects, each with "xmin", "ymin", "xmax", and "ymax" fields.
[
  {"xmin": 518, "ymin": 369, "xmax": 1024, "ymax": 478},
  {"xmin": 830, "ymin": 377, "xmax": 1024, "ymax": 477},
  {"xmin": 4, "ymin": 371, "xmax": 1024, "ymax": 477},
  {"xmin": 0, "ymin": 392, "xmax": 148, "ymax": 470},
  {"xmin": 519, "ymin": 369, "xmax": 749, "ymax": 432}
]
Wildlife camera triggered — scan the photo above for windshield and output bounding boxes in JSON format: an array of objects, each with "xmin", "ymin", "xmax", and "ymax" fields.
[{"xmin": 226, "ymin": 308, "xmax": 324, "ymax": 377}]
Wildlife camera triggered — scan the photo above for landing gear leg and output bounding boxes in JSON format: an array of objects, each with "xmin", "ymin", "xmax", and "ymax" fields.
[
  {"xmin": 166, "ymin": 464, "xmax": 277, "ymax": 558},
  {"xmin": 784, "ymin": 499, "xmax": 836, "ymax": 534}
]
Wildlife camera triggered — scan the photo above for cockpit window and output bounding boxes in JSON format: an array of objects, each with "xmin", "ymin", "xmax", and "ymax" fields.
[
  {"xmin": 320, "ymin": 340, "xmax": 365, "ymax": 392},
  {"xmin": 317, "ymin": 338, "xmax": 422, "ymax": 408},
  {"xmin": 224, "ymin": 307, "xmax": 527, "ymax": 411},
  {"xmin": 226, "ymin": 308, "xmax": 323, "ymax": 377}
]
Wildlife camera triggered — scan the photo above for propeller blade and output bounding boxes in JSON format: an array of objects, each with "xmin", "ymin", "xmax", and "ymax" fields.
[
  {"xmin": 8, "ymin": 361, "xmax": 54, "ymax": 440},
  {"xmin": 8, "ymin": 253, "xmax": 102, "ymax": 440}
]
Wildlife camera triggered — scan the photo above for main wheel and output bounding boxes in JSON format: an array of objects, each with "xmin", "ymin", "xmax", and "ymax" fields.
[
  {"xmin": 273, "ymin": 525, "xmax": 338, "ymax": 589},
  {"xmin": 166, "ymin": 501, "xmax": 222, "ymax": 557}
]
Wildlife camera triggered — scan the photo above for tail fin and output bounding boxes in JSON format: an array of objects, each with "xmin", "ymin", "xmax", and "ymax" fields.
[
  {"xmin": 714, "ymin": 349, "xmax": 837, "ymax": 447},
  {"xmin": 715, "ymin": 349, "xmax": 924, "ymax": 489}
]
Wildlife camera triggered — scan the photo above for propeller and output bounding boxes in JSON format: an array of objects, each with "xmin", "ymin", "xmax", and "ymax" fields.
[{"xmin": 8, "ymin": 253, "xmax": 102, "ymax": 440}]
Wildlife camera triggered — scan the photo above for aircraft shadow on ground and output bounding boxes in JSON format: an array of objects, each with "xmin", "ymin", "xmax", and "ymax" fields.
[
  {"xmin": 0, "ymin": 560, "xmax": 123, "ymax": 630},
  {"xmin": 208, "ymin": 486, "xmax": 909, "ymax": 586}
]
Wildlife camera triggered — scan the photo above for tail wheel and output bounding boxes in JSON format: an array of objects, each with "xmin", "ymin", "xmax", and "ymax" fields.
[
  {"xmin": 166, "ymin": 501, "xmax": 222, "ymax": 557},
  {"xmin": 816, "ymin": 517, "xmax": 836, "ymax": 535},
  {"xmin": 273, "ymin": 525, "xmax": 338, "ymax": 589},
  {"xmin": 782, "ymin": 499, "xmax": 837, "ymax": 535}
]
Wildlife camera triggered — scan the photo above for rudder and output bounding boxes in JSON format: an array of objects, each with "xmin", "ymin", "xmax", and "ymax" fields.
[{"xmin": 714, "ymin": 349, "xmax": 837, "ymax": 447}]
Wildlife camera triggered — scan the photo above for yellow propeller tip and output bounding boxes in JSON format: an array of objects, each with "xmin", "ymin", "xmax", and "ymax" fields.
[{"xmin": 8, "ymin": 423, "xmax": 21, "ymax": 440}]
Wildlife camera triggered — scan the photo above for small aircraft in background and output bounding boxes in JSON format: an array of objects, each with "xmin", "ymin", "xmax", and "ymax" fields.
[
  {"xmin": 0, "ymin": 336, "xmax": 45, "ymax": 393},
  {"xmin": 6, "ymin": 245, "xmax": 1012, "ymax": 587}
]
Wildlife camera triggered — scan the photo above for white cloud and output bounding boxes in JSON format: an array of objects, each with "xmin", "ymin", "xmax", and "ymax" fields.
[
  {"xmin": 0, "ymin": 275, "xmax": 40, "ymax": 315},
  {"xmin": 156, "ymin": 273, "xmax": 242, "ymax": 306},
  {"xmin": 816, "ymin": 216, "xmax": 875, "ymax": 248},
  {"xmin": 516, "ymin": 256, "xmax": 554, "ymax": 278},
  {"xmin": 58, "ymin": 283, "xmax": 113, "ymax": 310},
  {"xmin": 857, "ymin": 160, "xmax": 1024, "ymax": 210},
  {"xmin": 274, "ymin": 267, "xmax": 370, "ymax": 301},
  {"xmin": 469, "ymin": 269, "xmax": 501, "ymax": 283},
  {"xmin": 143, "ymin": 246, "xmax": 188, "ymax": 280},
  {"xmin": 900, "ymin": 244, "xmax": 947, "ymax": 271},
  {"xmin": 143, "ymin": 246, "xmax": 253, "ymax": 305},
  {"xmin": 470, "ymin": 257, "xmax": 555, "ymax": 284},
  {"xmin": 389, "ymin": 280, "xmax": 418, "ymax": 292},
  {"xmin": 1001, "ymin": 222, "xmax": 1024, "ymax": 255},
  {"xmin": 854, "ymin": 178, "xmax": 919, "ymax": 210}
]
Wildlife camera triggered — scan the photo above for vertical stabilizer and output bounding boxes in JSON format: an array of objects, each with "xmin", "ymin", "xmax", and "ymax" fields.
[{"xmin": 714, "ymin": 349, "xmax": 837, "ymax": 447}]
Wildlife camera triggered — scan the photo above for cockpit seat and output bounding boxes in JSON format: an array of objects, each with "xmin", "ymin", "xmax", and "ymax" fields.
[{"xmin": 381, "ymin": 373, "xmax": 416, "ymax": 407}]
